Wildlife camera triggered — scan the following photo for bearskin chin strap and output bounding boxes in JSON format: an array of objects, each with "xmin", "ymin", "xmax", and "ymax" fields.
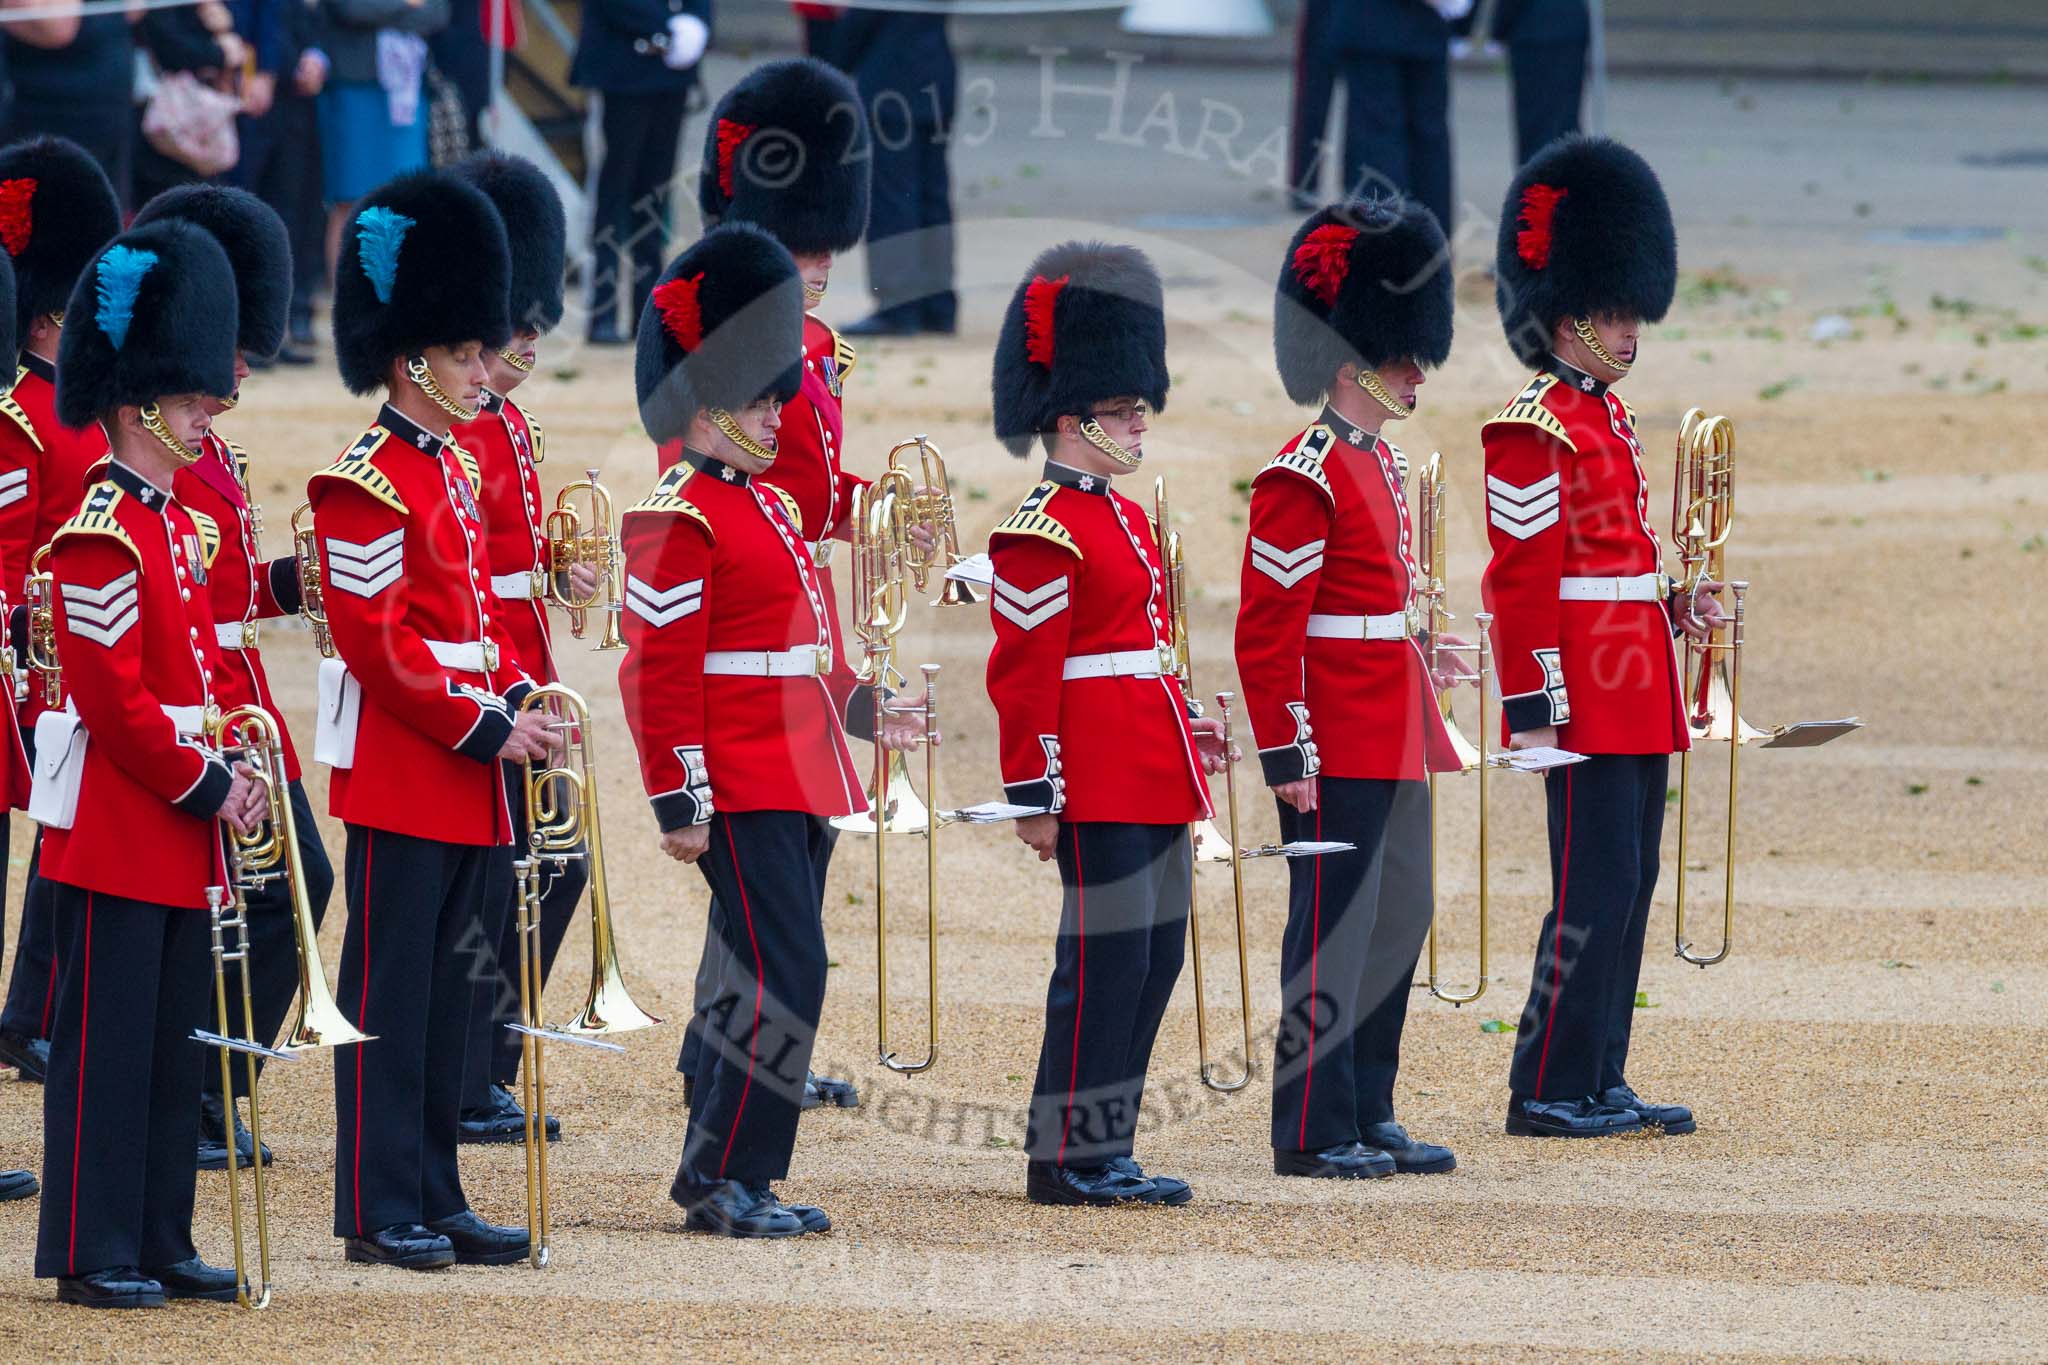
[
  {"xmin": 1573, "ymin": 317, "xmax": 1632, "ymax": 375},
  {"xmin": 407, "ymin": 355, "xmax": 479, "ymax": 422},
  {"xmin": 1354, "ymin": 366, "xmax": 1412, "ymax": 419},
  {"xmin": 710, "ymin": 408, "xmax": 778, "ymax": 465},
  {"xmin": 139, "ymin": 403, "xmax": 202, "ymax": 465},
  {"xmin": 802, "ymin": 280, "xmax": 826, "ymax": 309},
  {"xmin": 497, "ymin": 346, "xmax": 534, "ymax": 373},
  {"xmin": 1080, "ymin": 419, "xmax": 1143, "ymax": 469}
]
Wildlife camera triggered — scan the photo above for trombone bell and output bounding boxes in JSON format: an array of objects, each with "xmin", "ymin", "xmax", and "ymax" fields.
[{"xmin": 832, "ymin": 751, "xmax": 932, "ymax": 835}]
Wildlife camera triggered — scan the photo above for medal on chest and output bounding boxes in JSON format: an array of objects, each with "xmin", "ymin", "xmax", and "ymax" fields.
[{"xmin": 183, "ymin": 533, "xmax": 208, "ymax": 585}]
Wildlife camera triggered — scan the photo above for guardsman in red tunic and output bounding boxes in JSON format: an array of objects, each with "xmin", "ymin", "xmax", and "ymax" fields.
[
  {"xmin": 667, "ymin": 59, "xmax": 876, "ymax": 1111},
  {"xmin": 445, "ymin": 152, "xmax": 592, "ymax": 1145},
  {"xmin": 987, "ymin": 242, "xmax": 1229, "ymax": 1208},
  {"xmin": 1238, "ymin": 200, "xmax": 1463, "ymax": 1181},
  {"xmin": 35, "ymin": 218, "xmax": 267, "ymax": 1307},
  {"xmin": 314, "ymin": 169, "xmax": 548, "ymax": 1269},
  {"xmin": 0, "ymin": 245, "xmax": 39, "ymax": 1204},
  {"xmin": 1484, "ymin": 137, "xmax": 1724, "ymax": 1139},
  {"xmin": 0, "ymin": 136, "xmax": 123, "ymax": 1085},
  {"xmin": 127, "ymin": 184, "xmax": 337, "ymax": 1173},
  {"xmin": 621, "ymin": 224, "xmax": 905, "ymax": 1237}
]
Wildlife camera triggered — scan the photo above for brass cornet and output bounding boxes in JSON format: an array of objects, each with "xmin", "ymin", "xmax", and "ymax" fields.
[
  {"xmin": 544, "ymin": 470, "xmax": 625, "ymax": 651},
  {"xmin": 290, "ymin": 502, "xmax": 334, "ymax": 659},
  {"xmin": 26, "ymin": 545, "xmax": 61, "ymax": 705},
  {"xmin": 886, "ymin": 435, "xmax": 983, "ymax": 606}
]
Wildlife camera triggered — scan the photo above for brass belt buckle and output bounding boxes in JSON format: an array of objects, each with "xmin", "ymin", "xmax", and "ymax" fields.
[
  {"xmin": 240, "ymin": 620, "xmax": 260, "ymax": 650},
  {"xmin": 483, "ymin": 640, "xmax": 500, "ymax": 673},
  {"xmin": 812, "ymin": 541, "xmax": 834, "ymax": 570},
  {"xmin": 529, "ymin": 568, "xmax": 547, "ymax": 600}
]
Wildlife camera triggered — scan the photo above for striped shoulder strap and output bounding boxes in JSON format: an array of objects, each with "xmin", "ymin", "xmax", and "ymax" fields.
[
  {"xmin": 308, "ymin": 428, "xmax": 407, "ymax": 514},
  {"xmin": 1483, "ymin": 374, "xmax": 1575, "ymax": 450},
  {"xmin": 990, "ymin": 482, "xmax": 1080, "ymax": 557},
  {"xmin": 53, "ymin": 482, "xmax": 140, "ymax": 561},
  {"xmin": 1256, "ymin": 423, "xmax": 1336, "ymax": 502},
  {"xmin": 624, "ymin": 465, "xmax": 713, "ymax": 541}
]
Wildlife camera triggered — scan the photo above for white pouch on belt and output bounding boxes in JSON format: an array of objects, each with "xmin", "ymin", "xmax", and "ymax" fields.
[
  {"xmin": 28, "ymin": 708, "xmax": 87, "ymax": 830},
  {"xmin": 315, "ymin": 657, "xmax": 362, "ymax": 769}
]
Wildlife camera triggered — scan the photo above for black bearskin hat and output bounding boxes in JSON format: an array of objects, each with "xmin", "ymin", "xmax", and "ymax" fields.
[
  {"xmin": 451, "ymin": 151, "xmax": 567, "ymax": 336},
  {"xmin": 55, "ymin": 219, "xmax": 238, "ymax": 427},
  {"xmin": 1495, "ymin": 136, "xmax": 1677, "ymax": 367},
  {"xmin": 0, "ymin": 252, "xmax": 16, "ymax": 376},
  {"xmin": 132, "ymin": 184, "xmax": 292, "ymax": 361},
  {"xmin": 1275, "ymin": 199, "xmax": 1453, "ymax": 405},
  {"xmin": 991, "ymin": 241, "xmax": 1170, "ymax": 457},
  {"xmin": 332, "ymin": 169, "xmax": 511, "ymax": 394},
  {"xmin": 635, "ymin": 223, "xmax": 806, "ymax": 445},
  {"xmin": 697, "ymin": 59, "xmax": 871, "ymax": 255},
  {"xmin": 0, "ymin": 136, "xmax": 122, "ymax": 342}
]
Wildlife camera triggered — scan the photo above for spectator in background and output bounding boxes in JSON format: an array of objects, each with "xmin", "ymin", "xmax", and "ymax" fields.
[
  {"xmin": 428, "ymin": 0, "xmax": 488, "ymax": 150},
  {"xmin": 1491, "ymin": 0, "xmax": 1589, "ymax": 164},
  {"xmin": 0, "ymin": 6, "xmax": 134, "ymax": 205},
  {"xmin": 0, "ymin": 1, "xmax": 83, "ymax": 137},
  {"xmin": 316, "ymin": 0, "xmax": 449, "ymax": 281},
  {"xmin": 1288, "ymin": 0, "xmax": 1337, "ymax": 210},
  {"xmin": 802, "ymin": 4, "xmax": 956, "ymax": 337},
  {"xmin": 569, "ymin": 0, "xmax": 710, "ymax": 346},
  {"xmin": 236, "ymin": 0, "xmax": 329, "ymax": 359},
  {"xmin": 133, "ymin": 2, "xmax": 249, "ymax": 204},
  {"xmin": 1330, "ymin": 0, "xmax": 1464, "ymax": 238}
]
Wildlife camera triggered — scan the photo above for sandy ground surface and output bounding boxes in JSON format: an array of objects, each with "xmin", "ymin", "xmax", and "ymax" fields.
[{"xmin": 2, "ymin": 58, "xmax": 2046, "ymax": 1363}]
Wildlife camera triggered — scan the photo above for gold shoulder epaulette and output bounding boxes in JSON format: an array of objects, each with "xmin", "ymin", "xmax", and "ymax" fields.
[
  {"xmin": 0, "ymin": 391, "xmax": 42, "ymax": 452},
  {"xmin": 53, "ymin": 482, "xmax": 138, "ymax": 560},
  {"xmin": 1257, "ymin": 424, "xmax": 1336, "ymax": 501},
  {"xmin": 1383, "ymin": 439, "xmax": 1411, "ymax": 483},
  {"xmin": 625, "ymin": 466, "xmax": 714, "ymax": 540},
  {"xmin": 224, "ymin": 437, "xmax": 251, "ymax": 485},
  {"xmin": 768, "ymin": 485, "xmax": 803, "ymax": 537},
  {"xmin": 990, "ymin": 482, "xmax": 1080, "ymax": 557},
  {"xmin": 188, "ymin": 508, "xmax": 222, "ymax": 569},
  {"xmin": 511, "ymin": 400, "xmax": 545, "ymax": 464},
  {"xmin": 451, "ymin": 442, "xmax": 482, "ymax": 497},
  {"xmin": 309, "ymin": 428, "xmax": 407, "ymax": 514},
  {"xmin": 830, "ymin": 324, "xmax": 857, "ymax": 382},
  {"xmin": 1484, "ymin": 374, "xmax": 1574, "ymax": 450},
  {"xmin": 1617, "ymin": 395, "xmax": 1638, "ymax": 427}
]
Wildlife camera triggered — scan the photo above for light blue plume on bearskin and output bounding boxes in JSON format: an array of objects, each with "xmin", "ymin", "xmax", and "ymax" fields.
[
  {"xmin": 94, "ymin": 244, "xmax": 158, "ymax": 351},
  {"xmin": 355, "ymin": 206, "xmax": 415, "ymax": 305}
]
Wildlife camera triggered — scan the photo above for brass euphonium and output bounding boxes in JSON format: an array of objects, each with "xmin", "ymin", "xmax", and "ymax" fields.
[
  {"xmin": 544, "ymin": 469, "xmax": 626, "ymax": 651},
  {"xmin": 511, "ymin": 683, "xmax": 659, "ymax": 1267},
  {"xmin": 1156, "ymin": 475, "xmax": 1253, "ymax": 1093},
  {"xmin": 290, "ymin": 502, "xmax": 335, "ymax": 659},
  {"xmin": 886, "ymin": 435, "xmax": 983, "ymax": 605},
  {"xmin": 26, "ymin": 545, "xmax": 61, "ymax": 705}
]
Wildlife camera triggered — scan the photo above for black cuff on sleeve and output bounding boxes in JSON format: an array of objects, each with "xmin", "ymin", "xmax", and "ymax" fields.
[
  {"xmin": 504, "ymin": 680, "xmax": 535, "ymax": 711},
  {"xmin": 1258, "ymin": 745, "xmax": 1311, "ymax": 787},
  {"xmin": 456, "ymin": 702, "xmax": 514, "ymax": 763},
  {"xmin": 651, "ymin": 790, "xmax": 701, "ymax": 833},
  {"xmin": 1003, "ymin": 779, "xmax": 1057, "ymax": 812},
  {"xmin": 176, "ymin": 756, "xmax": 234, "ymax": 820},
  {"xmin": 8, "ymin": 603, "xmax": 27, "ymax": 667},
  {"xmin": 842, "ymin": 684, "xmax": 883, "ymax": 742},
  {"xmin": 1502, "ymin": 693, "xmax": 1556, "ymax": 735},
  {"xmin": 266, "ymin": 556, "xmax": 303, "ymax": 616}
]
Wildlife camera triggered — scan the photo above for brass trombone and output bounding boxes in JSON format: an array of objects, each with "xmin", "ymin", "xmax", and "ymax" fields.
[
  {"xmin": 544, "ymin": 470, "xmax": 626, "ymax": 651},
  {"xmin": 26, "ymin": 546, "xmax": 61, "ymax": 705},
  {"xmin": 886, "ymin": 435, "xmax": 984, "ymax": 606},
  {"xmin": 832, "ymin": 472, "xmax": 943, "ymax": 1074},
  {"xmin": 290, "ymin": 502, "xmax": 334, "ymax": 659},
  {"xmin": 510, "ymin": 683, "xmax": 660, "ymax": 1267},
  {"xmin": 1157, "ymin": 475, "xmax": 1254, "ymax": 1093}
]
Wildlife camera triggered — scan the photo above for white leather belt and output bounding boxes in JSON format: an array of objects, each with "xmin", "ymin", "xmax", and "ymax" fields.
[
  {"xmin": 162, "ymin": 704, "xmax": 206, "ymax": 738},
  {"xmin": 702, "ymin": 645, "xmax": 829, "ymax": 678},
  {"xmin": 1559, "ymin": 573, "xmax": 1666, "ymax": 603},
  {"xmin": 1306, "ymin": 610, "xmax": 1421, "ymax": 641},
  {"xmin": 427, "ymin": 639, "xmax": 499, "ymax": 672},
  {"xmin": 215, "ymin": 621, "xmax": 259, "ymax": 650},
  {"xmin": 491, "ymin": 571, "xmax": 543, "ymax": 601},
  {"xmin": 1062, "ymin": 649, "xmax": 1164, "ymax": 681},
  {"xmin": 804, "ymin": 540, "xmax": 834, "ymax": 569}
]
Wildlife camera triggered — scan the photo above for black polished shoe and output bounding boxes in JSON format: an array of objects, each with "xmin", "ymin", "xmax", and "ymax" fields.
[
  {"xmin": 425, "ymin": 1209, "xmax": 530, "ymax": 1266},
  {"xmin": 586, "ymin": 317, "xmax": 631, "ymax": 347},
  {"xmin": 1505, "ymin": 1094, "xmax": 1645, "ymax": 1138},
  {"xmin": 0, "ymin": 1168, "xmax": 36, "ymax": 1201},
  {"xmin": 1273, "ymin": 1141, "xmax": 1395, "ymax": 1179},
  {"xmin": 0, "ymin": 1029, "xmax": 49, "ymax": 1083},
  {"xmin": 672, "ymin": 1178, "xmax": 806, "ymax": 1238},
  {"xmin": 342, "ymin": 1223, "xmax": 457, "ymax": 1270},
  {"xmin": 1024, "ymin": 1161, "xmax": 1157, "ymax": 1207},
  {"xmin": 768, "ymin": 1188, "xmax": 832, "ymax": 1233},
  {"xmin": 840, "ymin": 309, "xmax": 921, "ymax": 338},
  {"xmin": 1599, "ymin": 1084, "xmax": 1696, "ymax": 1135},
  {"xmin": 458, "ymin": 1084, "xmax": 559, "ymax": 1145},
  {"xmin": 1361, "ymin": 1120, "xmax": 1457, "ymax": 1174},
  {"xmin": 1108, "ymin": 1155, "xmax": 1192, "ymax": 1206},
  {"xmin": 802, "ymin": 1070, "xmax": 859, "ymax": 1110},
  {"xmin": 146, "ymin": 1256, "xmax": 238, "ymax": 1302},
  {"xmin": 56, "ymin": 1266, "xmax": 164, "ymax": 1309},
  {"xmin": 198, "ymin": 1092, "xmax": 272, "ymax": 1172}
]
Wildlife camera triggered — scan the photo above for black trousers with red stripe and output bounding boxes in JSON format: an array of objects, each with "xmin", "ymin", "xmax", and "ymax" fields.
[
  {"xmin": 35, "ymin": 883, "xmax": 210, "ymax": 1279},
  {"xmin": 1025, "ymin": 822, "xmax": 1191, "ymax": 1169},
  {"xmin": 676, "ymin": 811, "xmax": 831, "ymax": 1189},
  {"xmin": 331, "ymin": 825, "xmax": 509, "ymax": 1238},
  {"xmin": 200, "ymin": 781, "xmax": 334, "ymax": 1102},
  {"xmin": 2, "ymin": 828, "xmax": 61, "ymax": 1043},
  {"xmin": 1270, "ymin": 778, "xmax": 1433, "ymax": 1154},
  {"xmin": 1509, "ymin": 753, "xmax": 1669, "ymax": 1101}
]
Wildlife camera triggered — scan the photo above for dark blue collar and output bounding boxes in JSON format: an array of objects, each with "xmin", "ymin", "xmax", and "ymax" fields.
[
  {"xmin": 1318, "ymin": 404, "xmax": 1379, "ymax": 452},
  {"xmin": 106, "ymin": 458, "xmax": 171, "ymax": 512},
  {"xmin": 478, "ymin": 388, "xmax": 507, "ymax": 415},
  {"xmin": 378, "ymin": 402, "xmax": 450, "ymax": 455},
  {"xmin": 1546, "ymin": 356, "xmax": 1609, "ymax": 397},
  {"xmin": 685, "ymin": 449, "xmax": 750, "ymax": 486},
  {"xmin": 19, "ymin": 350, "xmax": 54, "ymax": 384},
  {"xmin": 1041, "ymin": 460, "xmax": 1110, "ymax": 495}
]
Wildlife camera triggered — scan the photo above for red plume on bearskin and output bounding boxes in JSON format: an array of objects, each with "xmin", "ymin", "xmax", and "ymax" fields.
[
  {"xmin": 1023, "ymin": 273, "xmax": 1067, "ymax": 368},
  {"xmin": 1291, "ymin": 222, "xmax": 1358, "ymax": 308},
  {"xmin": 653, "ymin": 271, "xmax": 707, "ymax": 352},
  {"xmin": 1515, "ymin": 183, "xmax": 1568, "ymax": 270},
  {"xmin": 716, "ymin": 120, "xmax": 755, "ymax": 199},
  {"xmin": 0, "ymin": 179, "xmax": 35, "ymax": 258}
]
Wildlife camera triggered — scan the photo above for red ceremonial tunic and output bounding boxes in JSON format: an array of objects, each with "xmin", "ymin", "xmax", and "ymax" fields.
[
  {"xmin": 450, "ymin": 388, "xmax": 555, "ymax": 684},
  {"xmin": 1480, "ymin": 362, "xmax": 1688, "ymax": 755},
  {"xmin": 1234, "ymin": 409, "xmax": 1460, "ymax": 785},
  {"xmin": 985, "ymin": 463, "xmax": 1210, "ymax": 825},
  {"xmin": 617, "ymin": 450, "xmax": 865, "ymax": 829},
  {"xmin": 40, "ymin": 461, "xmax": 232, "ymax": 908},
  {"xmin": 306, "ymin": 404, "xmax": 533, "ymax": 847}
]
